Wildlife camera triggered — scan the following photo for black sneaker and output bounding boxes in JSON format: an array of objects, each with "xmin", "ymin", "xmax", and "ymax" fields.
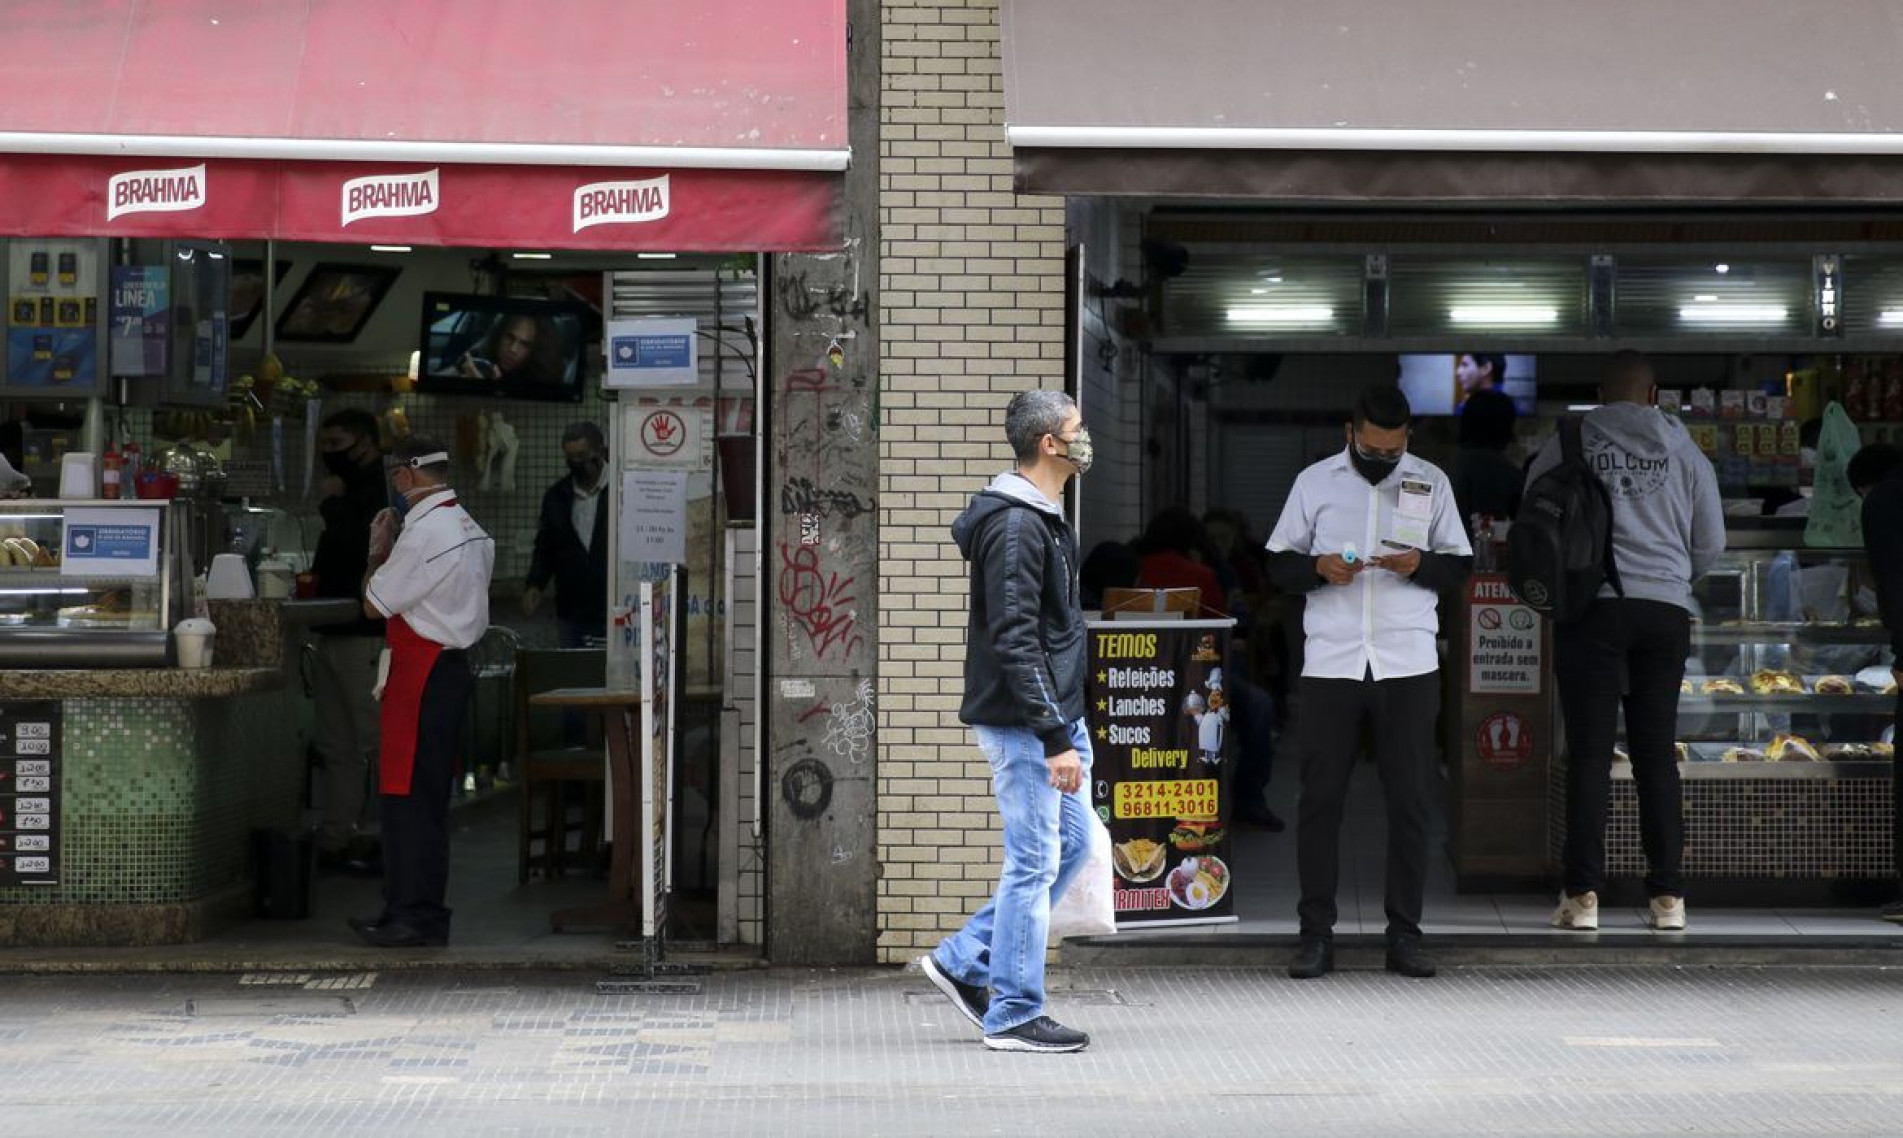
[
  {"xmin": 920, "ymin": 954, "xmax": 989, "ymax": 1031},
  {"xmin": 1287, "ymin": 935, "xmax": 1333, "ymax": 979},
  {"xmin": 983, "ymin": 1016, "xmax": 1089, "ymax": 1053},
  {"xmin": 1880, "ymin": 900, "xmax": 1903, "ymax": 924},
  {"xmin": 1385, "ymin": 934, "xmax": 1437, "ymax": 978}
]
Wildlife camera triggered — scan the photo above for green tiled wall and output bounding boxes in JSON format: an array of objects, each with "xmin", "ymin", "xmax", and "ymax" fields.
[{"xmin": 0, "ymin": 689, "xmax": 307, "ymax": 907}]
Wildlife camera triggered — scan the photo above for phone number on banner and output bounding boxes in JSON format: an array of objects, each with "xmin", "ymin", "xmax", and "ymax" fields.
[{"xmin": 1112, "ymin": 779, "xmax": 1219, "ymax": 820}]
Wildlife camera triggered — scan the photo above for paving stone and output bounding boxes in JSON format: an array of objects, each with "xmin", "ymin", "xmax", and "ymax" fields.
[{"xmin": 1, "ymin": 965, "xmax": 1901, "ymax": 1135}]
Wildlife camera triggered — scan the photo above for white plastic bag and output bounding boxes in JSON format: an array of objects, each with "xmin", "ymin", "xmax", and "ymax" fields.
[{"xmin": 1048, "ymin": 814, "xmax": 1116, "ymax": 943}]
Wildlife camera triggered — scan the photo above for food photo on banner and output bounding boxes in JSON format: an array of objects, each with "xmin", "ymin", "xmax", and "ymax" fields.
[{"xmin": 1086, "ymin": 620, "xmax": 1237, "ymax": 928}]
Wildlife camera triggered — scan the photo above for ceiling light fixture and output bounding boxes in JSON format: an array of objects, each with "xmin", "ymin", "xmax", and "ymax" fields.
[
  {"xmin": 370, "ymin": 245, "xmax": 412, "ymax": 253},
  {"xmin": 512, "ymin": 252, "xmax": 553, "ymax": 260},
  {"xmin": 1224, "ymin": 305, "xmax": 1334, "ymax": 325},
  {"xmin": 1678, "ymin": 303, "xmax": 1787, "ymax": 324},
  {"xmin": 1692, "ymin": 294, "xmax": 1718, "ymax": 302},
  {"xmin": 1715, "ymin": 263, "xmax": 1731, "ymax": 274},
  {"xmin": 1448, "ymin": 305, "xmax": 1559, "ymax": 326},
  {"xmin": 1878, "ymin": 310, "xmax": 1903, "ymax": 326},
  {"xmin": 637, "ymin": 252, "xmax": 678, "ymax": 260}
]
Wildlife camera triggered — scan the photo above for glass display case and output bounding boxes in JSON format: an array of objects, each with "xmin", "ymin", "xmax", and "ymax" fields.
[
  {"xmin": 1628, "ymin": 522, "xmax": 1895, "ymax": 778},
  {"xmin": 0, "ymin": 499, "xmax": 188, "ymax": 667}
]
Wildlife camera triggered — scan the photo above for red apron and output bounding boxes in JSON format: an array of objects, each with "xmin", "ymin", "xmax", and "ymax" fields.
[{"xmin": 378, "ymin": 613, "xmax": 444, "ymax": 796}]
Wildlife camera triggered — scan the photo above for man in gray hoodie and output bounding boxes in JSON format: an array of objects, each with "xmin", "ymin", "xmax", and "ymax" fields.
[
  {"xmin": 920, "ymin": 389, "xmax": 1096, "ymax": 1054},
  {"xmin": 1526, "ymin": 351, "xmax": 1725, "ymax": 933}
]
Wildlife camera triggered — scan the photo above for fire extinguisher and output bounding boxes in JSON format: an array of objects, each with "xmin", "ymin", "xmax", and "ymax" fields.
[{"xmin": 101, "ymin": 444, "xmax": 123, "ymax": 500}]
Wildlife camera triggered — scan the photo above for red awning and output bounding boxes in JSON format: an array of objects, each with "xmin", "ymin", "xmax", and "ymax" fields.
[{"xmin": 0, "ymin": 0, "xmax": 846, "ymax": 249}]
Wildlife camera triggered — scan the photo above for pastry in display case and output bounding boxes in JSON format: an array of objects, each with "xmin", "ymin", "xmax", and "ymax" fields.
[
  {"xmin": 0, "ymin": 499, "xmax": 187, "ymax": 667},
  {"xmin": 1643, "ymin": 523, "xmax": 1897, "ymax": 774}
]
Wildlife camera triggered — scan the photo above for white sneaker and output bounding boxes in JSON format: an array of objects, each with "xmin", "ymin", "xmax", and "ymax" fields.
[
  {"xmin": 1649, "ymin": 896, "xmax": 1687, "ymax": 931},
  {"xmin": 1550, "ymin": 891, "xmax": 1600, "ymax": 930}
]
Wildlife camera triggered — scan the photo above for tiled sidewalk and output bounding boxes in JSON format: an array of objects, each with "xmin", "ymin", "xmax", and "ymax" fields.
[{"xmin": 3, "ymin": 964, "xmax": 1903, "ymax": 1135}]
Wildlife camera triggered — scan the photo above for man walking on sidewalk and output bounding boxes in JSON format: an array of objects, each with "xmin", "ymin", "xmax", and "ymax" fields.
[
  {"xmin": 1266, "ymin": 386, "xmax": 1473, "ymax": 981},
  {"xmin": 921, "ymin": 389, "xmax": 1096, "ymax": 1054},
  {"xmin": 1529, "ymin": 352, "xmax": 1724, "ymax": 934}
]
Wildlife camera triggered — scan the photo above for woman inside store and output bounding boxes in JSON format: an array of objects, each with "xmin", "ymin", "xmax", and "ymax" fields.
[{"xmin": 457, "ymin": 313, "xmax": 565, "ymax": 387}]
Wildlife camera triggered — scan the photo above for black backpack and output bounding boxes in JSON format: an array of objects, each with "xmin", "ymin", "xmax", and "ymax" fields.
[{"xmin": 1508, "ymin": 417, "xmax": 1623, "ymax": 621}]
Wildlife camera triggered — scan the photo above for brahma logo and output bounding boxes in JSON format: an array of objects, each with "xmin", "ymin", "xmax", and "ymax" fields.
[
  {"xmin": 342, "ymin": 169, "xmax": 440, "ymax": 227},
  {"xmin": 573, "ymin": 175, "xmax": 670, "ymax": 231},
  {"xmin": 107, "ymin": 164, "xmax": 206, "ymax": 221}
]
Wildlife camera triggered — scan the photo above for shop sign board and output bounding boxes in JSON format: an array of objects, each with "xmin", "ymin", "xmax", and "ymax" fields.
[
  {"xmin": 1084, "ymin": 618, "xmax": 1238, "ymax": 929},
  {"xmin": 639, "ymin": 570, "xmax": 678, "ymax": 939},
  {"xmin": 1468, "ymin": 574, "xmax": 1542, "ymax": 694},
  {"xmin": 0, "ymin": 701, "xmax": 61, "ymax": 887},
  {"xmin": 0, "ymin": 155, "xmax": 839, "ymax": 253},
  {"xmin": 605, "ymin": 317, "xmax": 699, "ymax": 389}
]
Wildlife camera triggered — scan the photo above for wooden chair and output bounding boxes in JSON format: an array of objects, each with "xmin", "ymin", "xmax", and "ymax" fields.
[{"xmin": 514, "ymin": 647, "xmax": 607, "ymax": 883}]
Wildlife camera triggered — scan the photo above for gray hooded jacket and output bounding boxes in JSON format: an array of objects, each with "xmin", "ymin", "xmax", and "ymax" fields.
[
  {"xmin": 1526, "ymin": 402, "xmax": 1725, "ymax": 611},
  {"xmin": 951, "ymin": 471, "xmax": 1086, "ymax": 755}
]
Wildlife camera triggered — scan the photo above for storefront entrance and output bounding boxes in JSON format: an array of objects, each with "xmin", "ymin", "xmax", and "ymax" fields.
[{"xmin": 0, "ymin": 0, "xmax": 847, "ymax": 961}]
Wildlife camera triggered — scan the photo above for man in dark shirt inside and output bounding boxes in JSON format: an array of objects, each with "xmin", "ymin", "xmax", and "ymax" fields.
[
  {"xmin": 310, "ymin": 408, "xmax": 388, "ymax": 873},
  {"xmin": 523, "ymin": 421, "xmax": 609, "ymax": 647}
]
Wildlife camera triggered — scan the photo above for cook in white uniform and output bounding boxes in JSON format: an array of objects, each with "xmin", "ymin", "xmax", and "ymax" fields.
[
  {"xmin": 348, "ymin": 438, "xmax": 494, "ymax": 948},
  {"xmin": 1265, "ymin": 385, "xmax": 1472, "ymax": 982}
]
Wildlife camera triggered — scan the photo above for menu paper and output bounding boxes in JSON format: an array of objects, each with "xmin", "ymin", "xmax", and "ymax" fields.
[
  {"xmin": 1085, "ymin": 619, "xmax": 1238, "ymax": 927},
  {"xmin": 0, "ymin": 701, "xmax": 61, "ymax": 886}
]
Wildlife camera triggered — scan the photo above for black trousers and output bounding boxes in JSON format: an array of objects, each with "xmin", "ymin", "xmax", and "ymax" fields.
[
  {"xmin": 380, "ymin": 650, "xmax": 472, "ymax": 937},
  {"xmin": 1554, "ymin": 599, "xmax": 1691, "ymax": 899},
  {"xmin": 1293, "ymin": 669, "xmax": 1441, "ymax": 939}
]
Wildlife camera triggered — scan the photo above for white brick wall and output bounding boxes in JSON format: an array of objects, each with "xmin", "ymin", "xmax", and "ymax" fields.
[{"xmin": 876, "ymin": 0, "xmax": 1069, "ymax": 963}]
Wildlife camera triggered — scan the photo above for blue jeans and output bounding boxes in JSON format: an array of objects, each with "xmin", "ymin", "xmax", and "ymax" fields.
[{"xmin": 934, "ymin": 717, "xmax": 1095, "ymax": 1034}]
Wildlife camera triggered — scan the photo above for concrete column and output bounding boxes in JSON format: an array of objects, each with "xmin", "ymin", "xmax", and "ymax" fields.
[{"xmin": 762, "ymin": 0, "xmax": 881, "ymax": 965}]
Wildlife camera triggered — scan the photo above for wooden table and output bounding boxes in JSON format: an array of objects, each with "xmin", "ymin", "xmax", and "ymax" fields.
[{"xmin": 528, "ymin": 686, "xmax": 642, "ymax": 933}]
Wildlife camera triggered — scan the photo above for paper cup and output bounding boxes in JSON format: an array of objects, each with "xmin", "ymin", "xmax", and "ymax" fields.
[{"xmin": 174, "ymin": 618, "xmax": 217, "ymax": 669}]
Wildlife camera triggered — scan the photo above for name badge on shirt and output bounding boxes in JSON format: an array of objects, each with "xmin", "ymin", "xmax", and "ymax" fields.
[{"xmin": 1389, "ymin": 478, "xmax": 1434, "ymax": 549}]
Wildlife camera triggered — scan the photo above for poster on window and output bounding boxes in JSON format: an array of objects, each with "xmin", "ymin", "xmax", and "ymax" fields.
[
  {"xmin": 108, "ymin": 265, "xmax": 169, "ymax": 378},
  {"xmin": 1084, "ymin": 617, "xmax": 1238, "ymax": 928},
  {"xmin": 6, "ymin": 241, "xmax": 99, "ymax": 393}
]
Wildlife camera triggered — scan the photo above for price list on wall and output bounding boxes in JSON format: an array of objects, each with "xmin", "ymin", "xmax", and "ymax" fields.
[{"xmin": 0, "ymin": 701, "xmax": 60, "ymax": 887}]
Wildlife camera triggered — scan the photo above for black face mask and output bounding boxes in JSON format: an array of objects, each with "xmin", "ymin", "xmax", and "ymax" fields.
[
  {"xmin": 1350, "ymin": 445, "xmax": 1402, "ymax": 485},
  {"xmin": 569, "ymin": 458, "xmax": 604, "ymax": 485},
  {"xmin": 321, "ymin": 448, "xmax": 359, "ymax": 479}
]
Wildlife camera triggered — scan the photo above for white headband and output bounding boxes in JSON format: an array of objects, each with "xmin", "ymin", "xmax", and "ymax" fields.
[{"xmin": 400, "ymin": 452, "xmax": 450, "ymax": 469}]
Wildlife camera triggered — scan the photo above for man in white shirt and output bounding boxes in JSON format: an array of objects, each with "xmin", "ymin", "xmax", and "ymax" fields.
[
  {"xmin": 1266, "ymin": 386, "xmax": 1473, "ymax": 981},
  {"xmin": 349, "ymin": 438, "xmax": 496, "ymax": 948}
]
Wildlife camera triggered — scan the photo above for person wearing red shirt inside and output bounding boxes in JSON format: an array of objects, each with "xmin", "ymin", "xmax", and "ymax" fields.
[{"xmin": 1134, "ymin": 506, "xmax": 1227, "ymax": 617}]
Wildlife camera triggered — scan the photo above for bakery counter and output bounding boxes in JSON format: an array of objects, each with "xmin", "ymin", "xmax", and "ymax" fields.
[
  {"xmin": 0, "ymin": 665, "xmax": 282, "ymax": 700},
  {"xmin": 0, "ymin": 600, "xmax": 316, "ymax": 948}
]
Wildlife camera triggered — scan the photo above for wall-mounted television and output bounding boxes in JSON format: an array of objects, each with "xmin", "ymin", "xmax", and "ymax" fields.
[
  {"xmin": 1396, "ymin": 352, "xmax": 1536, "ymax": 416},
  {"xmin": 416, "ymin": 292, "xmax": 588, "ymax": 402}
]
